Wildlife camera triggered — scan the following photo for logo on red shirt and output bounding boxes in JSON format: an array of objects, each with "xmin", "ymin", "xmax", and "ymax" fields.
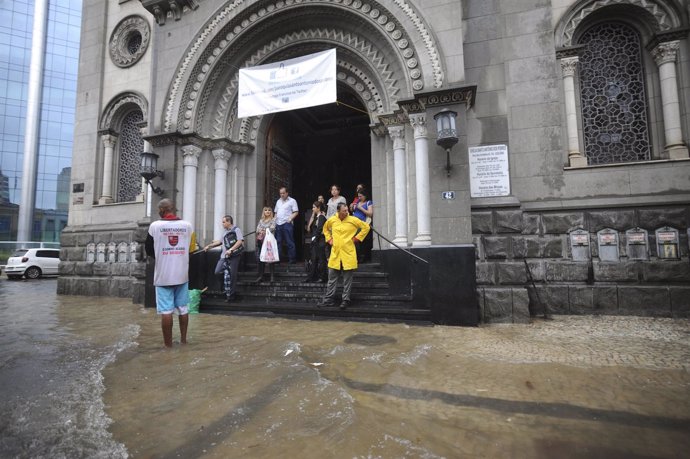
[{"xmin": 168, "ymin": 235, "xmax": 179, "ymax": 247}]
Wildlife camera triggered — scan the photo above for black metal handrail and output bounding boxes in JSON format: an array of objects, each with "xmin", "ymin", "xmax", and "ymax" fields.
[{"xmin": 371, "ymin": 226, "xmax": 429, "ymax": 265}]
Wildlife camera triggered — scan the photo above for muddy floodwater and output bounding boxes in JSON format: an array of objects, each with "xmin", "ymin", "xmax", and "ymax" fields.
[{"xmin": 1, "ymin": 279, "xmax": 689, "ymax": 458}]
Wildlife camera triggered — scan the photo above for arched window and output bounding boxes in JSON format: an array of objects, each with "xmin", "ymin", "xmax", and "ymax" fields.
[
  {"xmin": 578, "ymin": 22, "xmax": 651, "ymax": 164},
  {"xmin": 116, "ymin": 110, "xmax": 144, "ymax": 202}
]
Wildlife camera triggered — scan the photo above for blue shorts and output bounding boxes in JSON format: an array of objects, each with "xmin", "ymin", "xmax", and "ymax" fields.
[{"xmin": 155, "ymin": 283, "xmax": 190, "ymax": 315}]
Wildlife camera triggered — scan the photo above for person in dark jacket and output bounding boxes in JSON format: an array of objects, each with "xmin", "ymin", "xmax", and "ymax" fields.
[{"xmin": 304, "ymin": 201, "xmax": 327, "ymax": 283}]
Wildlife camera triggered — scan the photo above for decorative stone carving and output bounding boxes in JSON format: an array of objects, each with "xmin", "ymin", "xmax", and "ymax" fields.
[
  {"xmin": 651, "ymin": 40, "xmax": 679, "ymax": 66},
  {"xmin": 107, "ymin": 242, "xmax": 117, "ymax": 263},
  {"xmin": 109, "ymin": 16, "xmax": 151, "ymax": 68},
  {"xmin": 99, "ymin": 92, "xmax": 148, "ymax": 131},
  {"xmin": 140, "ymin": 0, "xmax": 200, "ymax": 26},
  {"xmin": 130, "ymin": 242, "xmax": 139, "ymax": 263},
  {"xmin": 559, "ymin": 0, "xmax": 675, "ymax": 47},
  {"xmin": 559, "ymin": 57, "xmax": 578, "ymax": 77},
  {"xmin": 96, "ymin": 243, "xmax": 106, "ymax": 263},
  {"xmin": 86, "ymin": 243, "xmax": 96, "ymax": 263},
  {"xmin": 164, "ymin": 0, "xmax": 443, "ymax": 132}
]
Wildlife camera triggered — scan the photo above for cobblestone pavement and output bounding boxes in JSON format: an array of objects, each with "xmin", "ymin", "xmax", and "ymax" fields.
[{"xmin": 451, "ymin": 316, "xmax": 690, "ymax": 371}]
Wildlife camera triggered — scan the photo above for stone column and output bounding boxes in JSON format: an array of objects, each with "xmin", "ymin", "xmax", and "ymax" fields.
[
  {"xmin": 409, "ymin": 113, "xmax": 431, "ymax": 246},
  {"xmin": 560, "ymin": 57, "xmax": 586, "ymax": 167},
  {"xmin": 181, "ymin": 145, "xmax": 201, "ymax": 229},
  {"xmin": 98, "ymin": 134, "xmax": 117, "ymax": 204},
  {"xmin": 388, "ymin": 125, "xmax": 408, "ymax": 246},
  {"xmin": 212, "ymin": 148, "xmax": 231, "ymax": 240},
  {"xmin": 652, "ymin": 41, "xmax": 689, "ymax": 159}
]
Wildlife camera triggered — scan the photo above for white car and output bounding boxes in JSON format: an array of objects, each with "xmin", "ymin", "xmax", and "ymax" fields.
[{"xmin": 5, "ymin": 248, "xmax": 61, "ymax": 280}]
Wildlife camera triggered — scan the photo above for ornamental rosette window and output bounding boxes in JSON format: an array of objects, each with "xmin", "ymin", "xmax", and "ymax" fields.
[{"xmin": 109, "ymin": 15, "xmax": 151, "ymax": 68}]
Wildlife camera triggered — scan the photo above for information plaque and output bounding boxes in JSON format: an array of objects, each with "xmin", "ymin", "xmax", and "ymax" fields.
[{"xmin": 469, "ymin": 144, "xmax": 510, "ymax": 198}]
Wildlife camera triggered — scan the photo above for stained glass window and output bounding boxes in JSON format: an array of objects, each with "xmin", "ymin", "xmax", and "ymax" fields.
[
  {"xmin": 578, "ymin": 22, "xmax": 651, "ymax": 164},
  {"xmin": 117, "ymin": 110, "xmax": 143, "ymax": 202}
]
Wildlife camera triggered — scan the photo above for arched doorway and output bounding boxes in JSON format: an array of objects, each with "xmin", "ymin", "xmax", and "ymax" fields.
[{"xmin": 264, "ymin": 85, "xmax": 371, "ymax": 260}]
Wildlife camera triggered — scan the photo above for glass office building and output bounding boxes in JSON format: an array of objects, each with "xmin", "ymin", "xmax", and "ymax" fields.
[{"xmin": 0, "ymin": 0, "xmax": 81, "ymax": 242}]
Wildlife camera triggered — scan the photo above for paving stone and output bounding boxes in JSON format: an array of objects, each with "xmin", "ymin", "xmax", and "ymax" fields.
[
  {"xmin": 545, "ymin": 261, "xmax": 590, "ymax": 282},
  {"xmin": 495, "ymin": 210, "xmax": 523, "ymax": 233},
  {"xmin": 642, "ymin": 261, "xmax": 690, "ymax": 283},
  {"xmin": 587, "ymin": 210, "xmax": 635, "ymax": 232},
  {"xmin": 484, "ymin": 288, "xmax": 513, "ymax": 323},
  {"xmin": 472, "ymin": 212, "xmax": 493, "ymax": 234},
  {"xmin": 475, "ymin": 262, "xmax": 495, "ymax": 285},
  {"xmin": 593, "ymin": 261, "xmax": 639, "ymax": 282},
  {"xmin": 512, "ymin": 235, "xmax": 540, "ymax": 258},
  {"xmin": 670, "ymin": 287, "xmax": 690, "ymax": 318},
  {"xmin": 542, "ymin": 213, "xmax": 584, "ymax": 234},
  {"xmin": 618, "ymin": 286, "xmax": 671, "ymax": 317},
  {"xmin": 497, "ymin": 262, "xmax": 527, "ymax": 284},
  {"xmin": 638, "ymin": 208, "xmax": 688, "ymax": 231},
  {"xmin": 522, "ymin": 213, "xmax": 541, "ymax": 234},
  {"xmin": 483, "ymin": 236, "xmax": 510, "ymax": 259}
]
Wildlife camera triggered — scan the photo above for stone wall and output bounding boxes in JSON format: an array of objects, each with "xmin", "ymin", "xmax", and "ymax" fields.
[
  {"xmin": 57, "ymin": 221, "xmax": 150, "ymax": 304},
  {"xmin": 474, "ymin": 206, "xmax": 690, "ymax": 323}
]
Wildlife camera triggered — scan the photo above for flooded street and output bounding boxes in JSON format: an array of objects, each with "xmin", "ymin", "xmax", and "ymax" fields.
[{"xmin": 1, "ymin": 279, "xmax": 689, "ymax": 458}]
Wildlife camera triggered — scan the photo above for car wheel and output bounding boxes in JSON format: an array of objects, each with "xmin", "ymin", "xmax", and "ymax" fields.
[{"xmin": 25, "ymin": 267, "xmax": 42, "ymax": 279}]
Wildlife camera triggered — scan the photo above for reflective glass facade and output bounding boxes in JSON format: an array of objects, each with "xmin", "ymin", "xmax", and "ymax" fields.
[{"xmin": 0, "ymin": 0, "xmax": 81, "ymax": 242}]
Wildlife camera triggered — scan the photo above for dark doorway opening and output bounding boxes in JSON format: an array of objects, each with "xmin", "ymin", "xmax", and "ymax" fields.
[{"xmin": 265, "ymin": 86, "xmax": 371, "ymax": 260}]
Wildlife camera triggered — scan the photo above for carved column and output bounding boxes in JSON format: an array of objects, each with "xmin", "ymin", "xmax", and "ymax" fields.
[
  {"xmin": 212, "ymin": 148, "xmax": 231, "ymax": 240},
  {"xmin": 560, "ymin": 57, "xmax": 586, "ymax": 167},
  {"xmin": 181, "ymin": 145, "xmax": 201, "ymax": 228},
  {"xmin": 409, "ymin": 114, "xmax": 431, "ymax": 246},
  {"xmin": 388, "ymin": 125, "xmax": 408, "ymax": 246},
  {"xmin": 652, "ymin": 41, "xmax": 689, "ymax": 159},
  {"xmin": 99, "ymin": 134, "xmax": 117, "ymax": 204}
]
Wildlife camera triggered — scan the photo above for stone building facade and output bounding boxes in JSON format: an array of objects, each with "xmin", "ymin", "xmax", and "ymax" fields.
[{"xmin": 60, "ymin": 0, "xmax": 690, "ymax": 323}]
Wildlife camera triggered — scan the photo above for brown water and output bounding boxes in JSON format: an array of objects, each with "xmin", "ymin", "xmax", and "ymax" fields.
[{"xmin": 1, "ymin": 279, "xmax": 689, "ymax": 458}]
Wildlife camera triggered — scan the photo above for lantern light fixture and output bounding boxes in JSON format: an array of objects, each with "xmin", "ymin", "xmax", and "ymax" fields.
[
  {"xmin": 140, "ymin": 151, "xmax": 164, "ymax": 196},
  {"xmin": 434, "ymin": 109, "xmax": 459, "ymax": 177}
]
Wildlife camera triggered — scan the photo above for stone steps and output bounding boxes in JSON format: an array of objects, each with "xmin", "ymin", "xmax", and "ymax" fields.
[{"xmin": 199, "ymin": 261, "xmax": 430, "ymax": 322}]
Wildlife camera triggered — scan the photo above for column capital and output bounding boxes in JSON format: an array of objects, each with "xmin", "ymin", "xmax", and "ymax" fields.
[
  {"xmin": 652, "ymin": 40, "xmax": 680, "ymax": 66},
  {"xmin": 101, "ymin": 134, "xmax": 118, "ymax": 148},
  {"xmin": 559, "ymin": 57, "xmax": 579, "ymax": 77},
  {"xmin": 181, "ymin": 144, "xmax": 202, "ymax": 167},
  {"xmin": 409, "ymin": 113, "xmax": 428, "ymax": 139},
  {"xmin": 387, "ymin": 125, "xmax": 405, "ymax": 149},
  {"xmin": 212, "ymin": 148, "xmax": 231, "ymax": 170}
]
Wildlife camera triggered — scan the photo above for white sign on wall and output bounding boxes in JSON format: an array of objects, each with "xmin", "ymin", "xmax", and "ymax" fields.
[
  {"xmin": 469, "ymin": 144, "xmax": 510, "ymax": 198},
  {"xmin": 238, "ymin": 49, "xmax": 337, "ymax": 118}
]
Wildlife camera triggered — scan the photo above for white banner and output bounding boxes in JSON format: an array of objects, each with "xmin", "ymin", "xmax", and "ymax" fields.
[{"xmin": 238, "ymin": 49, "xmax": 337, "ymax": 118}]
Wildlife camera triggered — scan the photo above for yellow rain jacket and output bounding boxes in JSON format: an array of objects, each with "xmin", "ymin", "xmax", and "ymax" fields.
[{"xmin": 323, "ymin": 214, "xmax": 370, "ymax": 270}]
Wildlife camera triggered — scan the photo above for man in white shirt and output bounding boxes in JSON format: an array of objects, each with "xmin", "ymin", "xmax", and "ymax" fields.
[
  {"xmin": 145, "ymin": 199, "xmax": 193, "ymax": 348},
  {"xmin": 274, "ymin": 186, "xmax": 299, "ymax": 264}
]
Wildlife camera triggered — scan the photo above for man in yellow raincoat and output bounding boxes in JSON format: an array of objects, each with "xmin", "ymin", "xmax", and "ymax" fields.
[{"xmin": 319, "ymin": 202, "xmax": 370, "ymax": 309}]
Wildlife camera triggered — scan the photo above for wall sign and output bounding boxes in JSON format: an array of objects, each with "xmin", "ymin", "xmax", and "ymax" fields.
[
  {"xmin": 469, "ymin": 144, "xmax": 510, "ymax": 198},
  {"xmin": 441, "ymin": 191, "xmax": 455, "ymax": 200}
]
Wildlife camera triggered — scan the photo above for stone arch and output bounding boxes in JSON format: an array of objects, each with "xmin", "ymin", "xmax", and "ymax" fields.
[
  {"xmin": 200, "ymin": 30, "xmax": 397, "ymax": 139},
  {"xmin": 555, "ymin": 0, "xmax": 686, "ymax": 48},
  {"xmin": 163, "ymin": 0, "xmax": 444, "ymax": 134},
  {"xmin": 99, "ymin": 91, "xmax": 148, "ymax": 132}
]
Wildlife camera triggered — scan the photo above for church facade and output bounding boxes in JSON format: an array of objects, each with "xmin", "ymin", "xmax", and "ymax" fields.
[{"xmin": 59, "ymin": 0, "xmax": 690, "ymax": 322}]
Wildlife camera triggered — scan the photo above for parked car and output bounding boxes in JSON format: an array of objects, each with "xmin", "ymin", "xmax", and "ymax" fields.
[{"xmin": 5, "ymin": 248, "xmax": 61, "ymax": 279}]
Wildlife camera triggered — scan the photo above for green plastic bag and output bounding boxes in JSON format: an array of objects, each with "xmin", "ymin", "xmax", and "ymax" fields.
[{"xmin": 188, "ymin": 289, "xmax": 202, "ymax": 314}]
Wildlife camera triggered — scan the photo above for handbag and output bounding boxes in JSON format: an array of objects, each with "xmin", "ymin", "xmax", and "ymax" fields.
[{"xmin": 259, "ymin": 228, "xmax": 280, "ymax": 263}]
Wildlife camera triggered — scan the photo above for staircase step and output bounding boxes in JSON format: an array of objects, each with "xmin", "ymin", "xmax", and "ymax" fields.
[{"xmin": 200, "ymin": 299, "xmax": 431, "ymax": 323}]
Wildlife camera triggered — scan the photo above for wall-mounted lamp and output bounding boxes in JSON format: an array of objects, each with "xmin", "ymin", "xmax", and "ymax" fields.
[
  {"xmin": 140, "ymin": 151, "xmax": 165, "ymax": 196},
  {"xmin": 434, "ymin": 109, "xmax": 458, "ymax": 177}
]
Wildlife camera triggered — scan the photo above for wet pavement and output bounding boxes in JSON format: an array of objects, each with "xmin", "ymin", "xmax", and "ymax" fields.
[{"xmin": 1, "ymin": 278, "xmax": 689, "ymax": 458}]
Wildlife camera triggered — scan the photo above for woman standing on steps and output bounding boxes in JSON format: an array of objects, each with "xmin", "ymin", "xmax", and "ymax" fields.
[{"xmin": 255, "ymin": 206, "xmax": 276, "ymax": 283}]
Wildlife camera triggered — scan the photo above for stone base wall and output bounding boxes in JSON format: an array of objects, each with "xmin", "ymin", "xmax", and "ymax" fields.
[
  {"xmin": 57, "ymin": 221, "xmax": 150, "ymax": 304},
  {"xmin": 473, "ymin": 206, "xmax": 690, "ymax": 323}
]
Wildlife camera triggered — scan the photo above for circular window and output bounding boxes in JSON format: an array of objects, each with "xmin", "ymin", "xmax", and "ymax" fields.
[
  {"xmin": 109, "ymin": 16, "xmax": 150, "ymax": 68},
  {"xmin": 127, "ymin": 31, "xmax": 142, "ymax": 55}
]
